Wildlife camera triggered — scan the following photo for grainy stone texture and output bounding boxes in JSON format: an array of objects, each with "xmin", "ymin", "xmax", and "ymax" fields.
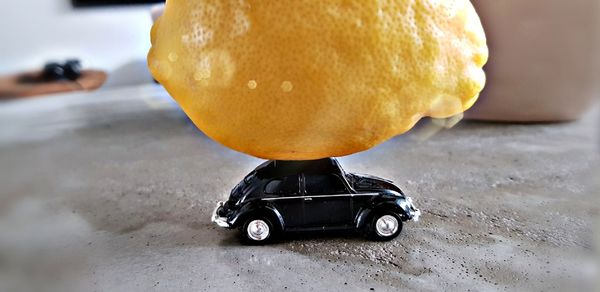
[{"xmin": 0, "ymin": 85, "xmax": 597, "ymax": 291}]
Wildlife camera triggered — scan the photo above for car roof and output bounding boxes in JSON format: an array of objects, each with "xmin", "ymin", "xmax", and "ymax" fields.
[{"xmin": 254, "ymin": 158, "xmax": 344, "ymax": 179}]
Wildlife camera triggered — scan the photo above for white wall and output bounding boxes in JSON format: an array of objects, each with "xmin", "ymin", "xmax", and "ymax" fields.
[{"xmin": 0, "ymin": 0, "xmax": 158, "ymax": 87}]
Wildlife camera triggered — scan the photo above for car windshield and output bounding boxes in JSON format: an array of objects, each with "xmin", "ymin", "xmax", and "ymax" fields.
[
  {"xmin": 243, "ymin": 171, "xmax": 256, "ymax": 183},
  {"xmin": 229, "ymin": 171, "xmax": 256, "ymax": 201},
  {"xmin": 346, "ymin": 173, "xmax": 358, "ymax": 183},
  {"xmin": 346, "ymin": 173, "xmax": 374, "ymax": 189}
]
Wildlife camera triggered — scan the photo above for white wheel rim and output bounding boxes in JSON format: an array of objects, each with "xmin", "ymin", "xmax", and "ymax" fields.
[
  {"xmin": 375, "ymin": 215, "xmax": 399, "ymax": 237},
  {"xmin": 247, "ymin": 219, "xmax": 270, "ymax": 241}
]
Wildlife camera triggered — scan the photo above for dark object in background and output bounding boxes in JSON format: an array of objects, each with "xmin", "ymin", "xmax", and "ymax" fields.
[
  {"xmin": 41, "ymin": 63, "xmax": 67, "ymax": 81},
  {"xmin": 40, "ymin": 60, "xmax": 82, "ymax": 82},
  {"xmin": 72, "ymin": 0, "xmax": 163, "ymax": 7},
  {"xmin": 17, "ymin": 60, "xmax": 82, "ymax": 84},
  {"xmin": 0, "ymin": 60, "xmax": 107, "ymax": 99},
  {"xmin": 211, "ymin": 158, "xmax": 421, "ymax": 244}
]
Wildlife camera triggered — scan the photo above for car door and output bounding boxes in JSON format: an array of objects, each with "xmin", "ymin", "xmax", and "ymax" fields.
[
  {"xmin": 262, "ymin": 175, "xmax": 303, "ymax": 228},
  {"xmin": 302, "ymin": 173, "xmax": 353, "ymax": 228}
]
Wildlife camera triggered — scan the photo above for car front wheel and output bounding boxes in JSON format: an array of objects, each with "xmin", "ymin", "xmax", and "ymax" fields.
[
  {"xmin": 241, "ymin": 216, "xmax": 275, "ymax": 244},
  {"xmin": 367, "ymin": 212, "xmax": 403, "ymax": 241}
]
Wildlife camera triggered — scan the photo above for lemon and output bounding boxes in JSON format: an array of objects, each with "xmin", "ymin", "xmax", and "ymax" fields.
[{"xmin": 148, "ymin": 0, "xmax": 488, "ymax": 160}]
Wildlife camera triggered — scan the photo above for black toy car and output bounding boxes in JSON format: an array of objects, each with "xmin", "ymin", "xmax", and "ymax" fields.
[{"xmin": 211, "ymin": 158, "xmax": 420, "ymax": 244}]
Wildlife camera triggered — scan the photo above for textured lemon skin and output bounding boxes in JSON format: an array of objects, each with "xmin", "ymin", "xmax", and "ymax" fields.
[{"xmin": 148, "ymin": 0, "xmax": 488, "ymax": 160}]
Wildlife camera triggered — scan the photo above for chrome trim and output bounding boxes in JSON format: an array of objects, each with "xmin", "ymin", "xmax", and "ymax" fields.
[
  {"xmin": 405, "ymin": 196, "xmax": 421, "ymax": 222},
  {"xmin": 262, "ymin": 196, "xmax": 301, "ymax": 201},
  {"xmin": 261, "ymin": 193, "xmax": 379, "ymax": 201},
  {"xmin": 412, "ymin": 208, "xmax": 422, "ymax": 222},
  {"xmin": 211, "ymin": 201, "xmax": 231, "ymax": 228}
]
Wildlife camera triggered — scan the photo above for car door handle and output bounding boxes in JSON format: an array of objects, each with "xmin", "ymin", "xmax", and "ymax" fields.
[{"xmin": 304, "ymin": 197, "xmax": 313, "ymax": 201}]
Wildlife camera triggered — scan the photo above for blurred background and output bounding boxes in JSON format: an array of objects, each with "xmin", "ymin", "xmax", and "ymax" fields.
[
  {"xmin": 0, "ymin": 1, "xmax": 598, "ymax": 291},
  {"xmin": 0, "ymin": 0, "xmax": 161, "ymax": 90},
  {"xmin": 1, "ymin": 0, "xmax": 598, "ymax": 121}
]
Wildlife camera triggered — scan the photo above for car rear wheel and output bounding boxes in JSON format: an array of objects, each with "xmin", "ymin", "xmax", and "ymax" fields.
[
  {"xmin": 241, "ymin": 216, "xmax": 275, "ymax": 244},
  {"xmin": 367, "ymin": 212, "xmax": 403, "ymax": 241}
]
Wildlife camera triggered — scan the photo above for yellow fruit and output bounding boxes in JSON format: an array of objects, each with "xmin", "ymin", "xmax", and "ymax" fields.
[{"xmin": 148, "ymin": 0, "xmax": 488, "ymax": 160}]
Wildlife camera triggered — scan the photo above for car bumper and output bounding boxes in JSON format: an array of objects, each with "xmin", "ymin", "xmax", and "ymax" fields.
[
  {"xmin": 211, "ymin": 201, "xmax": 231, "ymax": 228},
  {"xmin": 405, "ymin": 197, "xmax": 421, "ymax": 222}
]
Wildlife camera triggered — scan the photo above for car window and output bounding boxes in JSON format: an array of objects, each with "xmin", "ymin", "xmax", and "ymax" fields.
[
  {"xmin": 264, "ymin": 176, "xmax": 299, "ymax": 195},
  {"xmin": 304, "ymin": 174, "xmax": 348, "ymax": 195}
]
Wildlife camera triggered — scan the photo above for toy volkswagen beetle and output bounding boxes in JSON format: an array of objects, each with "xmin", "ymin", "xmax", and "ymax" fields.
[{"xmin": 211, "ymin": 158, "xmax": 420, "ymax": 244}]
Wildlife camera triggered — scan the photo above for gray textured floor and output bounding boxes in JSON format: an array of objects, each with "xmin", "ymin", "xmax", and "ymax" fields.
[{"xmin": 0, "ymin": 85, "xmax": 597, "ymax": 291}]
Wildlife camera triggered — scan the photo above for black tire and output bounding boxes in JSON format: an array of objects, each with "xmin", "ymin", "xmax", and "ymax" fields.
[
  {"xmin": 366, "ymin": 211, "xmax": 403, "ymax": 241},
  {"xmin": 240, "ymin": 215, "xmax": 277, "ymax": 245}
]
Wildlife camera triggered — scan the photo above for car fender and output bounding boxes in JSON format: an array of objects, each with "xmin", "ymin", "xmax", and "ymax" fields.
[
  {"xmin": 230, "ymin": 200, "xmax": 285, "ymax": 230},
  {"xmin": 355, "ymin": 195, "xmax": 410, "ymax": 229}
]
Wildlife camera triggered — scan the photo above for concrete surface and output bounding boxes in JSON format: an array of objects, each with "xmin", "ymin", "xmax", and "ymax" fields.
[{"xmin": 0, "ymin": 84, "xmax": 597, "ymax": 291}]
